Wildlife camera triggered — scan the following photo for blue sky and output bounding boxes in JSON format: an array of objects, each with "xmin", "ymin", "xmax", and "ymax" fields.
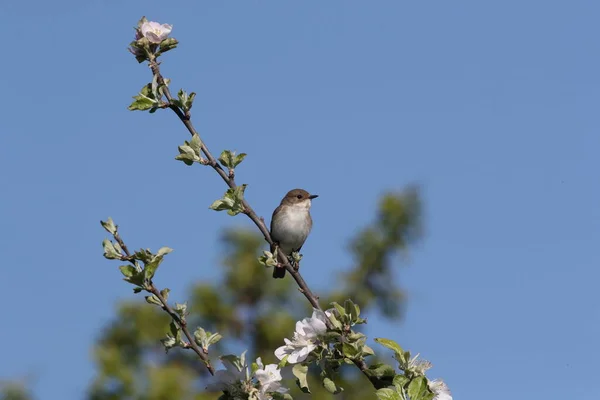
[{"xmin": 0, "ymin": 1, "xmax": 598, "ymax": 399}]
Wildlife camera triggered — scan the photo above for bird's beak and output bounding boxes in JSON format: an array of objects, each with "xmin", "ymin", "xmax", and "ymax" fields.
[{"xmin": 309, "ymin": 194, "xmax": 319, "ymax": 199}]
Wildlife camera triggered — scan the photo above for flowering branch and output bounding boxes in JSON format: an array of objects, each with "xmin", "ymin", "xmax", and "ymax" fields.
[{"xmin": 113, "ymin": 16, "xmax": 453, "ymax": 400}]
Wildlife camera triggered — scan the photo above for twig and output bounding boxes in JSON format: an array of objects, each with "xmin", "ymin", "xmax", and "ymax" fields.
[{"xmin": 113, "ymin": 226, "xmax": 215, "ymax": 375}]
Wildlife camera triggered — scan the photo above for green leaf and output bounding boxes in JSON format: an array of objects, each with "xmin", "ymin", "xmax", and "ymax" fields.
[
  {"xmin": 174, "ymin": 302, "xmax": 187, "ymax": 319},
  {"xmin": 218, "ymin": 150, "xmax": 246, "ymax": 169},
  {"xmin": 397, "ymin": 350, "xmax": 411, "ymax": 368},
  {"xmin": 347, "ymin": 331, "xmax": 366, "ymax": 342},
  {"xmin": 342, "ymin": 342, "xmax": 360, "ymax": 359},
  {"xmin": 375, "ymin": 388, "xmax": 402, "ymax": 400},
  {"xmin": 258, "ymin": 251, "xmax": 278, "ymax": 268},
  {"xmin": 100, "ymin": 218, "xmax": 117, "ymax": 235},
  {"xmin": 128, "ymin": 95, "xmax": 156, "ymax": 111},
  {"xmin": 188, "ymin": 134, "xmax": 202, "ymax": 155},
  {"xmin": 218, "ymin": 150, "xmax": 233, "ymax": 168},
  {"xmin": 102, "ymin": 239, "xmax": 122, "ymax": 260},
  {"xmin": 322, "ymin": 377, "xmax": 343, "ymax": 394},
  {"xmin": 186, "ymin": 92, "xmax": 196, "ymax": 111},
  {"xmin": 194, "ymin": 327, "xmax": 207, "ymax": 345},
  {"xmin": 133, "ymin": 248, "xmax": 154, "ymax": 264},
  {"xmin": 209, "ymin": 185, "xmax": 247, "ymax": 216},
  {"xmin": 208, "ymin": 332, "xmax": 222, "ymax": 345},
  {"xmin": 407, "ymin": 376, "xmax": 428, "ymax": 400},
  {"xmin": 158, "ymin": 37, "xmax": 178, "ymax": 55},
  {"xmin": 145, "ymin": 294, "xmax": 162, "ymax": 306},
  {"xmin": 160, "ymin": 334, "xmax": 177, "ymax": 351},
  {"xmin": 323, "ymin": 331, "xmax": 342, "ymax": 342},
  {"xmin": 160, "ymin": 288, "xmax": 170, "ymax": 301},
  {"xmin": 393, "ymin": 375, "xmax": 410, "ymax": 393},
  {"xmin": 364, "ymin": 363, "xmax": 396, "ymax": 383},
  {"xmin": 119, "ymin": 265, "xmax": 136, "ymax": 278},
  {"xmin": 160, "ymin": 321, "xmax": 181, "ymax": 353},
  {"xmin": 133, "ymin": 287, "xmax": 143, "ymax": 293},
  {"xmin": 143, "ymin": 248, "xmax": 172, "ymax": 281},
  {"xmin": 233, "ymin": 153, "xmax": 247, "ymax": 167},
  {"xmin": 118, "ymin": 265, "xmax": 144, "ymax": 286},
  {"xmin": 292, "ymin": 364, "xmax": 310, "ymax": 394},
  {"xmin": 375, "ymin": 338, "xmax": 405, "ymax": 361},
  {"xmin": 209, "ymin": 197, "xmax": 235, "ymax": 212},
  {"xmin": 128, "ymin": 83, "xmax": 159, "ymax": 111},
  {"xmin": 327, "ymin": 312, "xmax": 344, "ymax": 330},
  {"xmin": 353, "ymin": 303, "xmax": 361, "ymax": 320},
  {"xmin": 175, "ymin": 147, "xmax": 197, "ymax": 165},
  {"xmin": 362, "ymin": 344, "xmax": 375, "ymax": 357},
  {"xmin": 330, "ymin": 302, "xmax": 346, "ymax": 319},
  {"xmin": 344, "ymin": 299, "xmax": 356, "ymax": 320},
  {"xmin": 173, "ymin": 89, "xmax": 188, "ymax": 110},
  {"xmin": 291, "ymin": 251, "xmax": 302, "ymax": 263},
  {"xmin": 175, "ymin": 134, "xmax": 202, "ymax": 165}
]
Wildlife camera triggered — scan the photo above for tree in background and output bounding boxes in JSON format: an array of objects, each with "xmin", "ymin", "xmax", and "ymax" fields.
[
  {"xmin": 0, "ymin": 381, "xmax": 33, "ymax": 400},
  {"xmin": 92, "ymin": 17, "xmax": 452, "ymax": 400}
]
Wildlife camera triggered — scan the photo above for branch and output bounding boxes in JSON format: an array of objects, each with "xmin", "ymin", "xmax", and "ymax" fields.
[
  {"xmin": 112, "ymin": 227, "xmax": 215, "ymax": 375},
  {"xmin": 148, "ymin": 58, "xmax": 324, "ymax": 313},
  {"xmin": 146, "ymin": 57, "xmax": 393, "ymax": 388}
]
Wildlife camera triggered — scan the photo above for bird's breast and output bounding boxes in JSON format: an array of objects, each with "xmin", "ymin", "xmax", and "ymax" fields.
[{"xmin": 271, "ymin": 207, "xmax": 312, "ymax": 253}]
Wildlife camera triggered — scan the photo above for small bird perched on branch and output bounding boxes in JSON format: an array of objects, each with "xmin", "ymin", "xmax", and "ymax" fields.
[{"xmin": 270, "ymin": 188, "xmax": 318, "ymax": 278}]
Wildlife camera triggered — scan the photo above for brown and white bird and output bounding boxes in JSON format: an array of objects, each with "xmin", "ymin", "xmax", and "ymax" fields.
[{"xmin": 270, "ymin": 188, "xmax": 318, "ymax": 278}]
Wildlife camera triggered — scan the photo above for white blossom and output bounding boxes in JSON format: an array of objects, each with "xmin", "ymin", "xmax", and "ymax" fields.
[
  {"xmin": 274, "ymin": 309, "xmax": 328, "ymax": 364},
  {"xmin": 406, "ymin": 353, "xmax": 432, "ymax": 375},
  {"xmin": 140, "ymin": 21, "xmax": 172, "ymax": 43},
  {"xmin": 429, "ymin": 379, "xmax": 452, "ymax": 400},
  {"xmin": 254, "ymin": 357, "xmax": 288, "ymax": 398}
]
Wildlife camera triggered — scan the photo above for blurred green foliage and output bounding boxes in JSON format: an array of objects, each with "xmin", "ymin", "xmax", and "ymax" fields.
[
  {"xmin": 87, "ymin": 187, "xmax": 421, "ymax": 400},
  {"xmin": 0, "ymin": 381, "xmax": 33, "ymax": 400}
]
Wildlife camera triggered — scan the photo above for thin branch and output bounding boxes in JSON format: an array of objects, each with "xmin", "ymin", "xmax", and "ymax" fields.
[
  {"xmin": 112, "ymin": 227, "xmax": 215, "ymax": 375},
  {"xmin": 147, "ymin": 285, "xmax": 216, "ymax": 375},
  {"xmin": 148, "ymin": 58, "xmax": 325, "ymax": 314},
  {"xmin": 147, "ymin": 56, "xmax": 393, "ymax": 386}
]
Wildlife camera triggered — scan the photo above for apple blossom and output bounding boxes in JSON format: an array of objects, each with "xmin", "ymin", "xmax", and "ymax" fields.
[
  {"xmin": 141, "ymin": 21, "xmax": 172, "ymax": 43},
  {"xmin": 254, "ymin": 357, "xmax": 288, "ymax": 398},
  {"xmin": 406, "ymin": 353, "xmax": 432, "ymax": 375},
  {"xmin": 274, "ymin": 309, "xmax": 328, "ymax": 364},
  {"xmin": 429, "ymin": 379, "xmax": 452, "ymax": 400}
]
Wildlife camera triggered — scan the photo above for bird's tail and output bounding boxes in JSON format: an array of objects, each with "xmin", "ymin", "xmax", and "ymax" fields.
[
  {"xmin": 271, "ymin": 244, "xmax": 286, "ymax": 279},
  {"xmin": 272, "ymin": 266, "xmax": 286, "ymax": 279}
]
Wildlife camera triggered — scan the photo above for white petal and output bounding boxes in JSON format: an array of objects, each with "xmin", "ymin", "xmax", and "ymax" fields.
[
  {"xmin": 429, "ymin": 379, "xmax": 452, "ymax": 400},
  {"xmin": 308, "ymin": 317, "xmax": 327, "ymax": 336},
  {"xmin": 145, "ymin": 32, "xmax": 162, "ymax": 43},
  {"xmin": 274, "ymin": 345, "xmax": 290, "ymax": 360},
  {"xmin": 160, "ymin": 23, "xmax": 173, "ymax": 35},
  {"xmin": 295, "ymin": 320, "xmax": 307, "ymax": 336},
  {"xmin": 294, "ymin": 347, "xmax": 310, "ymax": 363},
  {"xmin": 265, "ymin": 364, "xmax": 281, "ymax": 381}
]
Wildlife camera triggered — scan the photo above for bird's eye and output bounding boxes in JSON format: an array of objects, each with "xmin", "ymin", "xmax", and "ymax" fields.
[{"xmin": 296, "ymin": 194, "xmax": 303, "ymax": 199}]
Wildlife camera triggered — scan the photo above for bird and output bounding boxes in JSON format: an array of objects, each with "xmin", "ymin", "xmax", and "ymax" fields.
[{"xmin": 270, "ymin": 188, "xmax": 318, "ymax": 278}]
